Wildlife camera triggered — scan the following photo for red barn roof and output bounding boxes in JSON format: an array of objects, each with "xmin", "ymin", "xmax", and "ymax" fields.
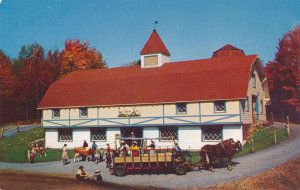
[
  {"xmin": 212, "ymin": 44, "xmax": 245, "ymax": 58},
  {"xmin": 38, "ymin": 55, "xmax": 258, "ymax": 109},
  {"xmin": 140, "ymin": 30, "xmax": 170, "ymax": 56}
]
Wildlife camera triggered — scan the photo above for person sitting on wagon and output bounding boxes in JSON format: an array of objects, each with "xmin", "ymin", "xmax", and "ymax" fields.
[
  {"xmin": 148, "ymin": 140, "xmax": 156, "ymax": 156},
  {"xmin": 172, "ymin": 142, "xmax": 183, "ymax": 159},
  {"xmin": 118, "ymin": 141, "xmax": 128, "ymax": 157},
  {"xmin": 76, "ymin": 165, "xmax": 87, "ymax": 183},
  {"xmin": 130, "ymin": 141, "xmax": 139, "ymax": 157}
]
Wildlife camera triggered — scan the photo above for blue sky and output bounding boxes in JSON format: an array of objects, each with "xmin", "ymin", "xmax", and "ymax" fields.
[{"xmin": 0, "ymin": 0, "xmax": 299, "ymax": 67}]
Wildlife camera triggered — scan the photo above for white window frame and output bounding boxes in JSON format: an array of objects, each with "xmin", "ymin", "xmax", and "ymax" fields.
[
  {"xmin": 58, "ymin": 129, "xmax": 73, "ymax": 142},
  {"xmin": 214, "ymin": 101, "xmax": 226, "ymax": 112},
  {"xmin": 79, "ymin": 107, "xmax": 88, "ymax": 118},
  {"xmin": 159, "ymin": 126, "xmax": 178, "ymax": 141},
  {"xmin": 90, "ymin": 128, "xmax": 107, "ymax": 141},
  {"xmin": 176, "ymin": 103, "xmax": 187, "ymax": 114},
  {"xmin": 52, "ymin": 109, "xmax": 60, "ymax": 118},
  {"xmin": 202, "ymin": 126, "xmax": 223, "ymax": 141},
  {"xmin": 245, "ymin": 96, "xmax": 249, "ymax": 112}
]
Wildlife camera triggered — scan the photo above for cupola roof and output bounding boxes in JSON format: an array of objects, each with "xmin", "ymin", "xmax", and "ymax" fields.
[
  {"xmin": 140, "ymin": 29, "xmax": 170, "ymax": 56},
  {"xmin": 212, "ymin": 44, "xmax": 245, "ymax": 58}
]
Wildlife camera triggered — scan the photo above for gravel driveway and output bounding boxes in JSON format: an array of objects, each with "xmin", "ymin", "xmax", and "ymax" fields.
[{"xmin": 0, "ymin": 123, "xmax": 299, "ymax": 189}]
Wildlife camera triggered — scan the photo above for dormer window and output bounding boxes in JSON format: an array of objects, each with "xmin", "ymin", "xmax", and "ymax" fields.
[
  {"xmin": 176, "ymin": 103, "xmax": 187, "ymax": 114},
  {"xmin": 214, "ymin": 101, "xmax": 226, "ymax": 112},
  {"xmin": 79, "ymin": 107, "xmax": 88, "ymax": 117},
  {"xmin": 52, "ymin": 109, "xmax": 60, "ymax": 118}
]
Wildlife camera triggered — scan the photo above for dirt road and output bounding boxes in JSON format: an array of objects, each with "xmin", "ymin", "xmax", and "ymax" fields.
[{"xmin": 0, "ymin": 170, "xmax": 165, "ymax": 190}]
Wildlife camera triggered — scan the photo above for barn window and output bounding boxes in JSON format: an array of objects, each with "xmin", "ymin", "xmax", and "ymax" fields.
[
  {"xmin": 52, "ymin": 109, "xmax": 60, "ymax": 118},
  {"xmin": 260, "ymin": 100, "xmax": 263, "ymax": 113},
  {"xmin": 251, "ymin": 73, "xmax": 256, "ymax": 88},
  {"xmin": 202, "ymin": 126, "xmax": 222, "ymax": 141},
  {"xmin": 176, "ymin": 103, "xmax": 187, "ymax": 114},
  {"xmin": 214, "ymin": 101, "xmax": 226, "ymax": 112},
  {"xmin": 159, "ymin": 126, "xmax": 178, "ymax": 141},
  {"xmin": 58, "ymin": 129, "xmax": 73, "ymax": 142},
  {"xmin": 245, "ymin": 96, "xmax": 249, "ymax": 112},
  {"xmin": 79, "ymin": 107, "xmax": 88, "ymax": 117},
  {"xmin": 91, "ymin": 128, "xmax": 107, "ymax": 141}
]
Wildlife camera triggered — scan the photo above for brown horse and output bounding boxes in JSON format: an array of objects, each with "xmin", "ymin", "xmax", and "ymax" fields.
[
  {"xmin": 199, "ymin": 138, "xmax": 242, "ymax": 172},
  {"xmin": 74, "ymin": 147, "xmax": 95, "ymax": 162}
]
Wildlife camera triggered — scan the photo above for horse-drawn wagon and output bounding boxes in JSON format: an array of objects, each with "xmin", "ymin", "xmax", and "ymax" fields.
[
  {"xmin": 111, "ymin": 149, "xmax": 192, "ymax": 176},
  {"xmin": 109, "ymin": 137, "xmax": 192, "ymax": 176}
]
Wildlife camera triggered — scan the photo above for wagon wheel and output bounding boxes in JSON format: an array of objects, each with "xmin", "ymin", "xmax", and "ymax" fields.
[
  {"xmin": 175, "ymin": 164, "xmax": 187, "ymax": 175},
  {"xmin": 114, "ymin": 166, "xmax": 126, "ymax": 177}
]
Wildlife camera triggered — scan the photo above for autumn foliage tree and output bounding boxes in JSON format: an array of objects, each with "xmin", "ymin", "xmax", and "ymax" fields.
[
  {"xmin": 265, "ymin": 25, "xmax": 300, "ymax": 122},
  {"xmin": 60, "ymin": 40, "xmax": 106, "ymax": 76},
  {"xmin": 0, "ymin": 50, "xmax": 14, "ymax": 99},
  {"xmin": 0, "ymin": 50, "xmax": 15, "ymax": 123},
  {"xmin": 0, "ymin": 39, "xmax": 107, "ymax": 123}
]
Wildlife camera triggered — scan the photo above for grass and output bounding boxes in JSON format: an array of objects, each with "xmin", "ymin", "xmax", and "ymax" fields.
[
  {"xmin": 186, "ymin": 126, "xmax": 289, "ymax": 164},
  {"xmin": 235, "ymin": 126, "xmax": 289, "ymax": 157},
  {"xmin": 0, "ymin": 125, "xmax": 289, "ymax": 163},
  {"xmin": 0, "ymin": 127, "xmax": 45, "ymax": 163},
  {"xmin": 0, "ymin": 127, "xmax": 73, "ymax": 163}
]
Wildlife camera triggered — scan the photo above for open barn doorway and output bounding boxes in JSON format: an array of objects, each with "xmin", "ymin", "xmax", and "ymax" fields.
[{"xmin": 120, "ymin": 128, "xmax": 143, "ymax": 146}]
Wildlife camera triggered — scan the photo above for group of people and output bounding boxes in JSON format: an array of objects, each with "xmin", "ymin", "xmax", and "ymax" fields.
[
  {"xmin": 116, "ymin": 139, "xmax": 182, "ymax": 158},
  {"xmin": 63, "ymin": 139, "xmax": 183, "ymax": 165},
  {"xmin": 117, "ymin": 140, "xmax": 143, "ymax": 157},
  {"xmin": 62, "ymin": 140, "xmax": 111, "ymax": 164}
]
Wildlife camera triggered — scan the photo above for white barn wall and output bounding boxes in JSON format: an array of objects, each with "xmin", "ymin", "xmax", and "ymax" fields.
[
  {"xmin": 45, "ymin": 129, "xmax": 59, "ymax": 148},
  {"xmin": 178, "ymin": 126, "xmax": 202, "ymax": 150},
  {"xmin": 223, "ymin": 125, "xmax": 243, "ymax": 142},
  {"xmin": 42, "ymin": 101, "xmax": 242, "ymax": 127},
  {"xmin": 106, "ymin": 128, "xmax": 120, "ymax": 149}
]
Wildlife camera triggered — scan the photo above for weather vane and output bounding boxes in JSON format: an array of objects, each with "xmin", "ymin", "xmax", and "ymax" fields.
[{"xmin": 153, "ymin": 20, "xmax": 158, "ymax": 30}]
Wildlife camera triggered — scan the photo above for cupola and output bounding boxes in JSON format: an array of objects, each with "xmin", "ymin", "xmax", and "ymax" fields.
[
  {"xmin": 140, "ymin": 30, "xmax": 170, "ymax": 68},
  {"xmin": 212, "ymin": 44, "xmax": 245, "ymax": 58}
]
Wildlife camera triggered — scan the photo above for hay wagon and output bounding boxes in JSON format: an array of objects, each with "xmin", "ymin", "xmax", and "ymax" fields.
[{"xmin": 110, "ymin": 137, "xmax": 192, "ymax": 176}]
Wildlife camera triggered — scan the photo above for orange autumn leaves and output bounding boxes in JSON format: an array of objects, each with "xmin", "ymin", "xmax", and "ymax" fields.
[
  {"xmin": 0, "ymin": 50, "xmax": 14, "ymax": 99},
  {"xmin": 60, "ymin": 40, "xmax": 105, "ymax": 76}
]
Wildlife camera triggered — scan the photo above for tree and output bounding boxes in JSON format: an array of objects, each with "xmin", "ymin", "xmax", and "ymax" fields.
[
  {"xmin": 0, "ymin": 50, "xmax": 15, "ymax": 124},
  {"xmin": 265, "ymin": 25, "xmax": 300, "ymax": 121},
  {"xmin": 60, "ymin": 40, "xmax": 106, "ymax": 76},
  {"xmin": 122, "ymin": 59, "xmax": 141, "ymax": 67},
  {"xmin": 0, "ymin": 50, "xmax": 14, "ymax": 99}
]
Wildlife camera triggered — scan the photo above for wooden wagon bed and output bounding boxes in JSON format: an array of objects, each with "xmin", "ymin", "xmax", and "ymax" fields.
[{"xmin": 114, "ymin": 152, "xmax": 172, "ymax": 163}]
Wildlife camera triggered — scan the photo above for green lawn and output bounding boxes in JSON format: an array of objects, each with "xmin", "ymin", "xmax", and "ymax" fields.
[
  {"xmin": 0, "ymin": 127, "xmax": 75, "ymax": 163},
  {"xmin": 235, "ymin": 126, "xmax": 288, "ymax": 157},
  {"xmin": 0, "ymin": 125, "xmax": 289, "ymax": 163},
  {"xmin": 0, "ymin": 127, "xmax": 45, "ymax": 163},
  {"xmin": 186, "ymin": 126, "xmax": 289, "ymax": 164}
]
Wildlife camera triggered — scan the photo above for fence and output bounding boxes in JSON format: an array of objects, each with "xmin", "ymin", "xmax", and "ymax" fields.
[
  {"xmin": 0, "ymin": 123, "xmax": 21, "ymax": 139},
  {"xmin": 240, "ymin": 117, "xmax": 290, "ymax": 156}
]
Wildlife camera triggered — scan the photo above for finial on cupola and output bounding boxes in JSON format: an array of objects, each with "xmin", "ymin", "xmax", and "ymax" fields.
[{"xmin": 153, "ymin": 20, "xmax": 158, "ymax": 30}]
